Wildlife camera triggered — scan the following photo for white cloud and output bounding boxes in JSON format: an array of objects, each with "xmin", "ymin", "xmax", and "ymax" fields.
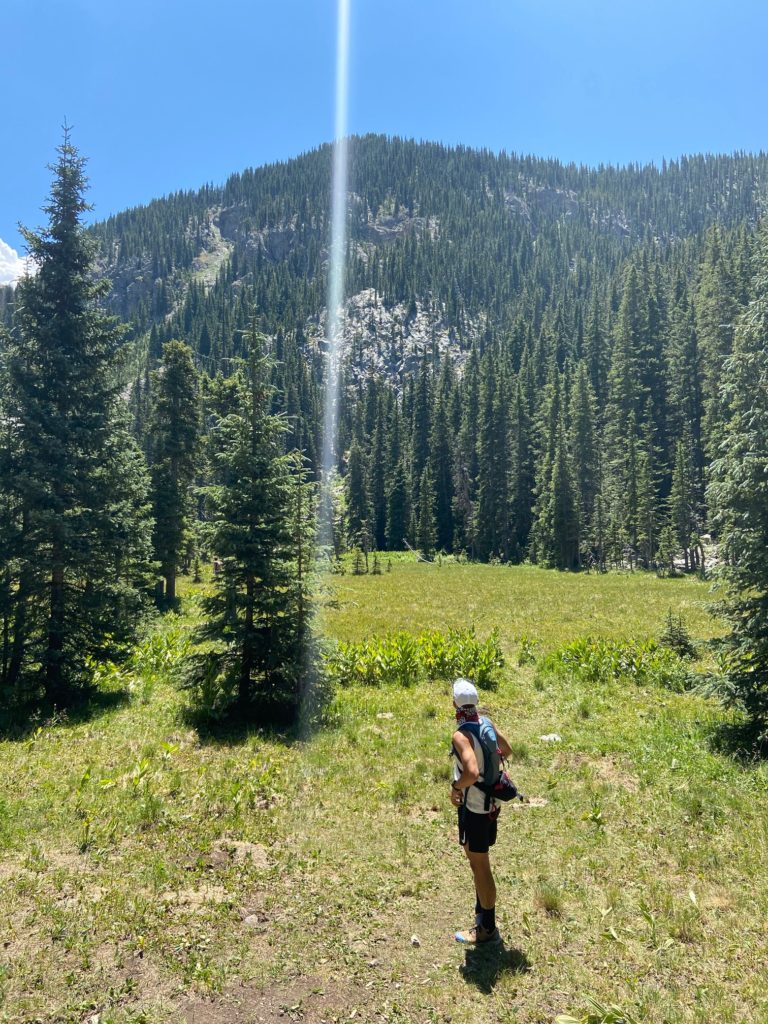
[{"xmin": 0, "ymin": 238, "xmax": 29, "ymax": 286}]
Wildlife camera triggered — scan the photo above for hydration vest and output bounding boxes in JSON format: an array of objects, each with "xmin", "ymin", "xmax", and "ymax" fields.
[{"xmin": 453, "ymin": 716, "xmax": 501, "ymax": 813}]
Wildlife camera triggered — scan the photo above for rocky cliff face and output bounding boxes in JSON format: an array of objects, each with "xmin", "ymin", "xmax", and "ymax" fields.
[
  {"xmin": 309, "ymin": 287, "xmax": 476, "ymax": 388},
  {"xmin": 504, "ymin": 184, "xmax": 579, "ymax": 222},
  {"xmin": 89, "ymin": 168, "xmax": 647, "ymax": 373}
]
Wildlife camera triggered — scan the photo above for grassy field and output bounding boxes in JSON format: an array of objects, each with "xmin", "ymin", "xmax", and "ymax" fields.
[
  {"xmin": 1, "ymin": 562, "xmax": 767, "ymax": 1024},
  {"xmin": 320, "ymin": 557, "xmax": 720, "ymax": 649}
]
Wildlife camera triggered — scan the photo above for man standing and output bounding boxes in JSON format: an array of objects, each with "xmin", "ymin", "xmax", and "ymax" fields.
[{"xmin": 450, "ymin": 677, "xmax": 512, "ymax": 944}]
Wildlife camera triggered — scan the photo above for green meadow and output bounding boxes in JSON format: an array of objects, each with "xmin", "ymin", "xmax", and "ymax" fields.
[
  {"xmin": 2, "ymin": 562, "xmax": 767, "ymax": 1024},
  {"xmin": 322, "ymin": 557, "xmax": 719, "ymax": 648}
]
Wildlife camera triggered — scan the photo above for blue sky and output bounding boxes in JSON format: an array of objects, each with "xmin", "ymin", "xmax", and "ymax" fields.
[{"xmin": 2, "ymin": 0, "xmax": 768, "ymax": 281}]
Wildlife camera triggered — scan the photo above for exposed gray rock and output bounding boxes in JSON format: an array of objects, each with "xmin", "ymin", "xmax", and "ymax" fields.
[{"xmin": 309, "ymin": 287, "xmax": 479, "ymax": 390}]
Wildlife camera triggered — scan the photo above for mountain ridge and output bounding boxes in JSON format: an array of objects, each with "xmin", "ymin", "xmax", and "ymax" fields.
[{"xmin": 79, "ymin": 135, "xmax": 766, "ymax": 376}]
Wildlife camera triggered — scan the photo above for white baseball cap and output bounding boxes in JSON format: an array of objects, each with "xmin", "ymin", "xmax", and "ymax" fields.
[{"xmin": 453, "ymin": 678, "xmax": 479, "ymax": 707}]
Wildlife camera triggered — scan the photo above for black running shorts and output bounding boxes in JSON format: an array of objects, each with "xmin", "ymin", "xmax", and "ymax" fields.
[{"xmin": 457, "ymin": 806, "xmax": 498, "ymax": 854}]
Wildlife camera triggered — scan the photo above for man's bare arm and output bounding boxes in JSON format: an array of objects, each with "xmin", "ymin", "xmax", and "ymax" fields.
[
  {"xmin": 452, "ymin": 730, "xmax": 480, "ymax": 785},
  {"xmin": 494, "ymin": 725, "xmax": 512, "ymax": 759}
]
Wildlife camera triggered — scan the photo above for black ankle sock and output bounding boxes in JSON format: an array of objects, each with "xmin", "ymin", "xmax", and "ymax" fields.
[
  {"xmin": 480, "ymin": 905, "xmax": 496, "ymax": 932},
  {"xmin": 475, "ymin": 895, "xmax": 482, "ymax": 916}
]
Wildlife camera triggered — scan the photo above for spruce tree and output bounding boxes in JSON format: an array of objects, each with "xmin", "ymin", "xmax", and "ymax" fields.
[
  {"xmin": 429, "ymin": 382, "xmax": 454, "ymax": 552},
  {"xmin": 410, "ymin": 357, "xmax": 432, "ymax": 503},
  {"xmin": 607, "ymin": 263, "xmax": 646, "ymax": 440},
  {"xmin": 386, "ymin": 458, "xmax": 410, "ymax": 550},
  {"xmin": 475, "ymin": 350, "xmax": 512, "ymax": 560},
  {"xmin": 549, "ymin": 417, "xmax": 580, "ymax": 570},
  {"xmin": 192, "ymin": 339, "xmax": 311, "ymax": 721},
  {"xmin": 635, "ymin": 419, "xmax": 659, "ymax": 570},
  {"xmin": 416, "ymin": 466, "xmax": 437, "ymax": 559},
  {"xmin": 509, "ymin": 377, "xmax": 534, "ymax": 562},
  {"xmin": 148, "ymin": 340, "xmax": 200, "ymax": 604},
  {"xmin": 665, "ymin": 283, "xmax": 705, "ymax": 505},
  {"xmin": 569, "ymin": 362, "xmax": 598, "ymax": 556},
  {"xmin": 532, "ymin": 406, "xmax": 580, "ymax": 570},
  {"xmin": 369, "ymin": 398, "xmax": 388, "ymax": 550},
  {"xmin": 2, "ymin": 133, "xmax": 153, "ymax": 707},
  {"xmin": 346, "ymin": 441, "xmax": 372, "ymax": 549},
  {"xmin": 707, "ymin": 224, "xmax": 768, "ymax": 735},
  {"xmin": 583, "ymin": 294, "xmax": 609, "ymax": 410},
  {"xmin": 696, "ymin": 228, "xmax": 738, "ymax": 465},
  {"xmin": 452, "ymin": 345, "xmax": 480, "ymax": 554},
  {"xmin": 0, "ymin": 342, "xmax": 22, "ymax": 693},
  {"xmin": 531, "ymin": 366, "xmax": 572, "ymax": 566},
  {"xmin": 668, "ymin": 427, "xmax": 701, "ymax": 572}
]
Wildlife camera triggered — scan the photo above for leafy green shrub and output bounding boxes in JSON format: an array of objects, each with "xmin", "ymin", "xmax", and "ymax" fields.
[
  {"xmin": 517, "ymin": 634, "xmax": 539, "ymax": 666},
  {"xmin": 90, "ymin": 615, "xmax": 191, "ymax": 704},
  {"xmin": 327, "ymin": 627, "xmax": 504, "ymax": 690},
  {"xmin": 127, "ymin": 616, "xmax": 191, "ymax": 703},
  {"xmin": 541, "ymin": 637, "xmax": 690, "ymax": 692},
  {"xmin": 328, "ymin": 632, "xmax": 423, "ymax": 688}
]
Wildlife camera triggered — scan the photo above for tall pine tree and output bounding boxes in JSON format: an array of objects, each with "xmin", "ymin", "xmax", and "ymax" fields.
[
  {"xmin": 707, "ymin": 224, "xmax": 768, "ymax": 736},
  {"xmin": 2, "ymin": 133, "xmax": 153, "ymax": 707},
  {"xmin": 149, "ymin": 340, "xmax": 200, "ymax": 604},
  {"xmin": 192, "ymin": 338, "xmax": 311, "ymax": 722}
]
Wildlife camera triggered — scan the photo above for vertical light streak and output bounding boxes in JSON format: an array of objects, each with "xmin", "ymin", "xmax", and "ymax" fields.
[{"xmin": 319, "ymin": 0, "xmax": 351, "ymax": 550}]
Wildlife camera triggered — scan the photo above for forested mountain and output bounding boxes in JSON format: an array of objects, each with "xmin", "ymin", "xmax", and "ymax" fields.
[{"xmin": 7, "ymin": 135, "xmax": 768, "ymax": 569}]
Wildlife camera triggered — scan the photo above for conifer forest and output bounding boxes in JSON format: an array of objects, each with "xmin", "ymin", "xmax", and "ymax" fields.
[{"xmin": 2, "ymin": 133, "xmax": 768, "ymax": 729}]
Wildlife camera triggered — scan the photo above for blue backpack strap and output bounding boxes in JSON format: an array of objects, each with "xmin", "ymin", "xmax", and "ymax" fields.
[{"xmin": 479, "ymin": 716, "xmax": 498, "ymax": 752}]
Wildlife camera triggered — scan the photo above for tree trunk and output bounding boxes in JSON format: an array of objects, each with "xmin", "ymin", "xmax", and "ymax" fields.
[
  {"xmin": 46, "ymin": 556, "xmax": 66, "ymax": 703},
  {"xmin": 165, "ymin": 567, "xmax": 176, "ymax": 603},
  {"xmin": 696, "ymin": 542, "xmax": 706, "ymax": 575},
  {"xmin": 1, "ymin": 571, "xmax": 10, "ymax": 688},
  {"xmin": 239, "ymin": 576, "xmax": 255, "ymax": 708},
  {"xmin": 6, "ymin": 510, "xmax": 29, "ymax": 691}
]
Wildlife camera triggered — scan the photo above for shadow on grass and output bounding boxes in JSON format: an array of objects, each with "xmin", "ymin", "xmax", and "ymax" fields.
[
  {"xmin": 180, "ymin": 666, "xmax": 335, "ymax": 749},
  {"xmin": 185, "ymin": 709, "xmax": 301, "ymax": 748},
  {"xmin": 459, "ymin": 942, "xmax": 531, "ymax": 994},
  {"xmin": 0, "ymin": 686, "xmax": 131, "ymax": 741},
  {"xmin": 707, "ymin": 718, "xmax": 768, "ymax": 763}
]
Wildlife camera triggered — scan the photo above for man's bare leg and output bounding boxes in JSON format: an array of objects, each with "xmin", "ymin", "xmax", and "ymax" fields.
[
  {"xmin": 465, "ymin": 846, "xmax": 496, "ymax": 910},
  {"xmin": 454, "ymin": 845, "xmax": 500, "ymax": 942}
]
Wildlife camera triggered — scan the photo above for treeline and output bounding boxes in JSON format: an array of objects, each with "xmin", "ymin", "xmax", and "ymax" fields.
[
  {"xmin": 122, "ymin": 219, "xmax": 753, "ymax": 572},
  {"xmin": 329, "ymin": 225, "xmax": 753, "ymax": 569},
  {"xmin": 81, "ymin": 136, "xmax": 766, "ymax": 571},
  {"xmin": 90, "ymin": 136, "xmax": 768, "ymax": 355}
]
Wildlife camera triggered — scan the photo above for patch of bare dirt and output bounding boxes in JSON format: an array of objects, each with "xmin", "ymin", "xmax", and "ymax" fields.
[
  {"xmin": 591, "ymin": 756, "xmax": 640, "ymax": 792},
  {"xmin": 704, "ymin": 890, "xmax": 734, "ymax": 911},
  {"xmin": 86, "ymin": 948, "xmax": 179, "ymax": 1020},
  {"xmin": 0, "ymin": 859, "xmax": 33, "ymax": 882},
  {"xmin": 186, "ymin": 840, "xmax": 270, "ymax": 872},
  {"xmin": 181, "ymin": 975, "xmax": 357, "ymax": 1024},
  {"xmin": 220, "ymin": 840, "xmax": 270, "ymax": 868},
  {"xmin": 162, "ymin": 884, "xmax": 229, "ymax": 910},
  {"xmin": 0, "ymin": 847, "xmax": 97, "ymax": 888},
  {"xmin": 513, "ymin": 796, "xmax": 549, "ymax": 808},
  {"xmin": 408, "ymin": 806, "xmax": 443, "ymax": 822},
  {"xmin": 554, "ymin": 752, "xmax": 640, "ymax": 793}
]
